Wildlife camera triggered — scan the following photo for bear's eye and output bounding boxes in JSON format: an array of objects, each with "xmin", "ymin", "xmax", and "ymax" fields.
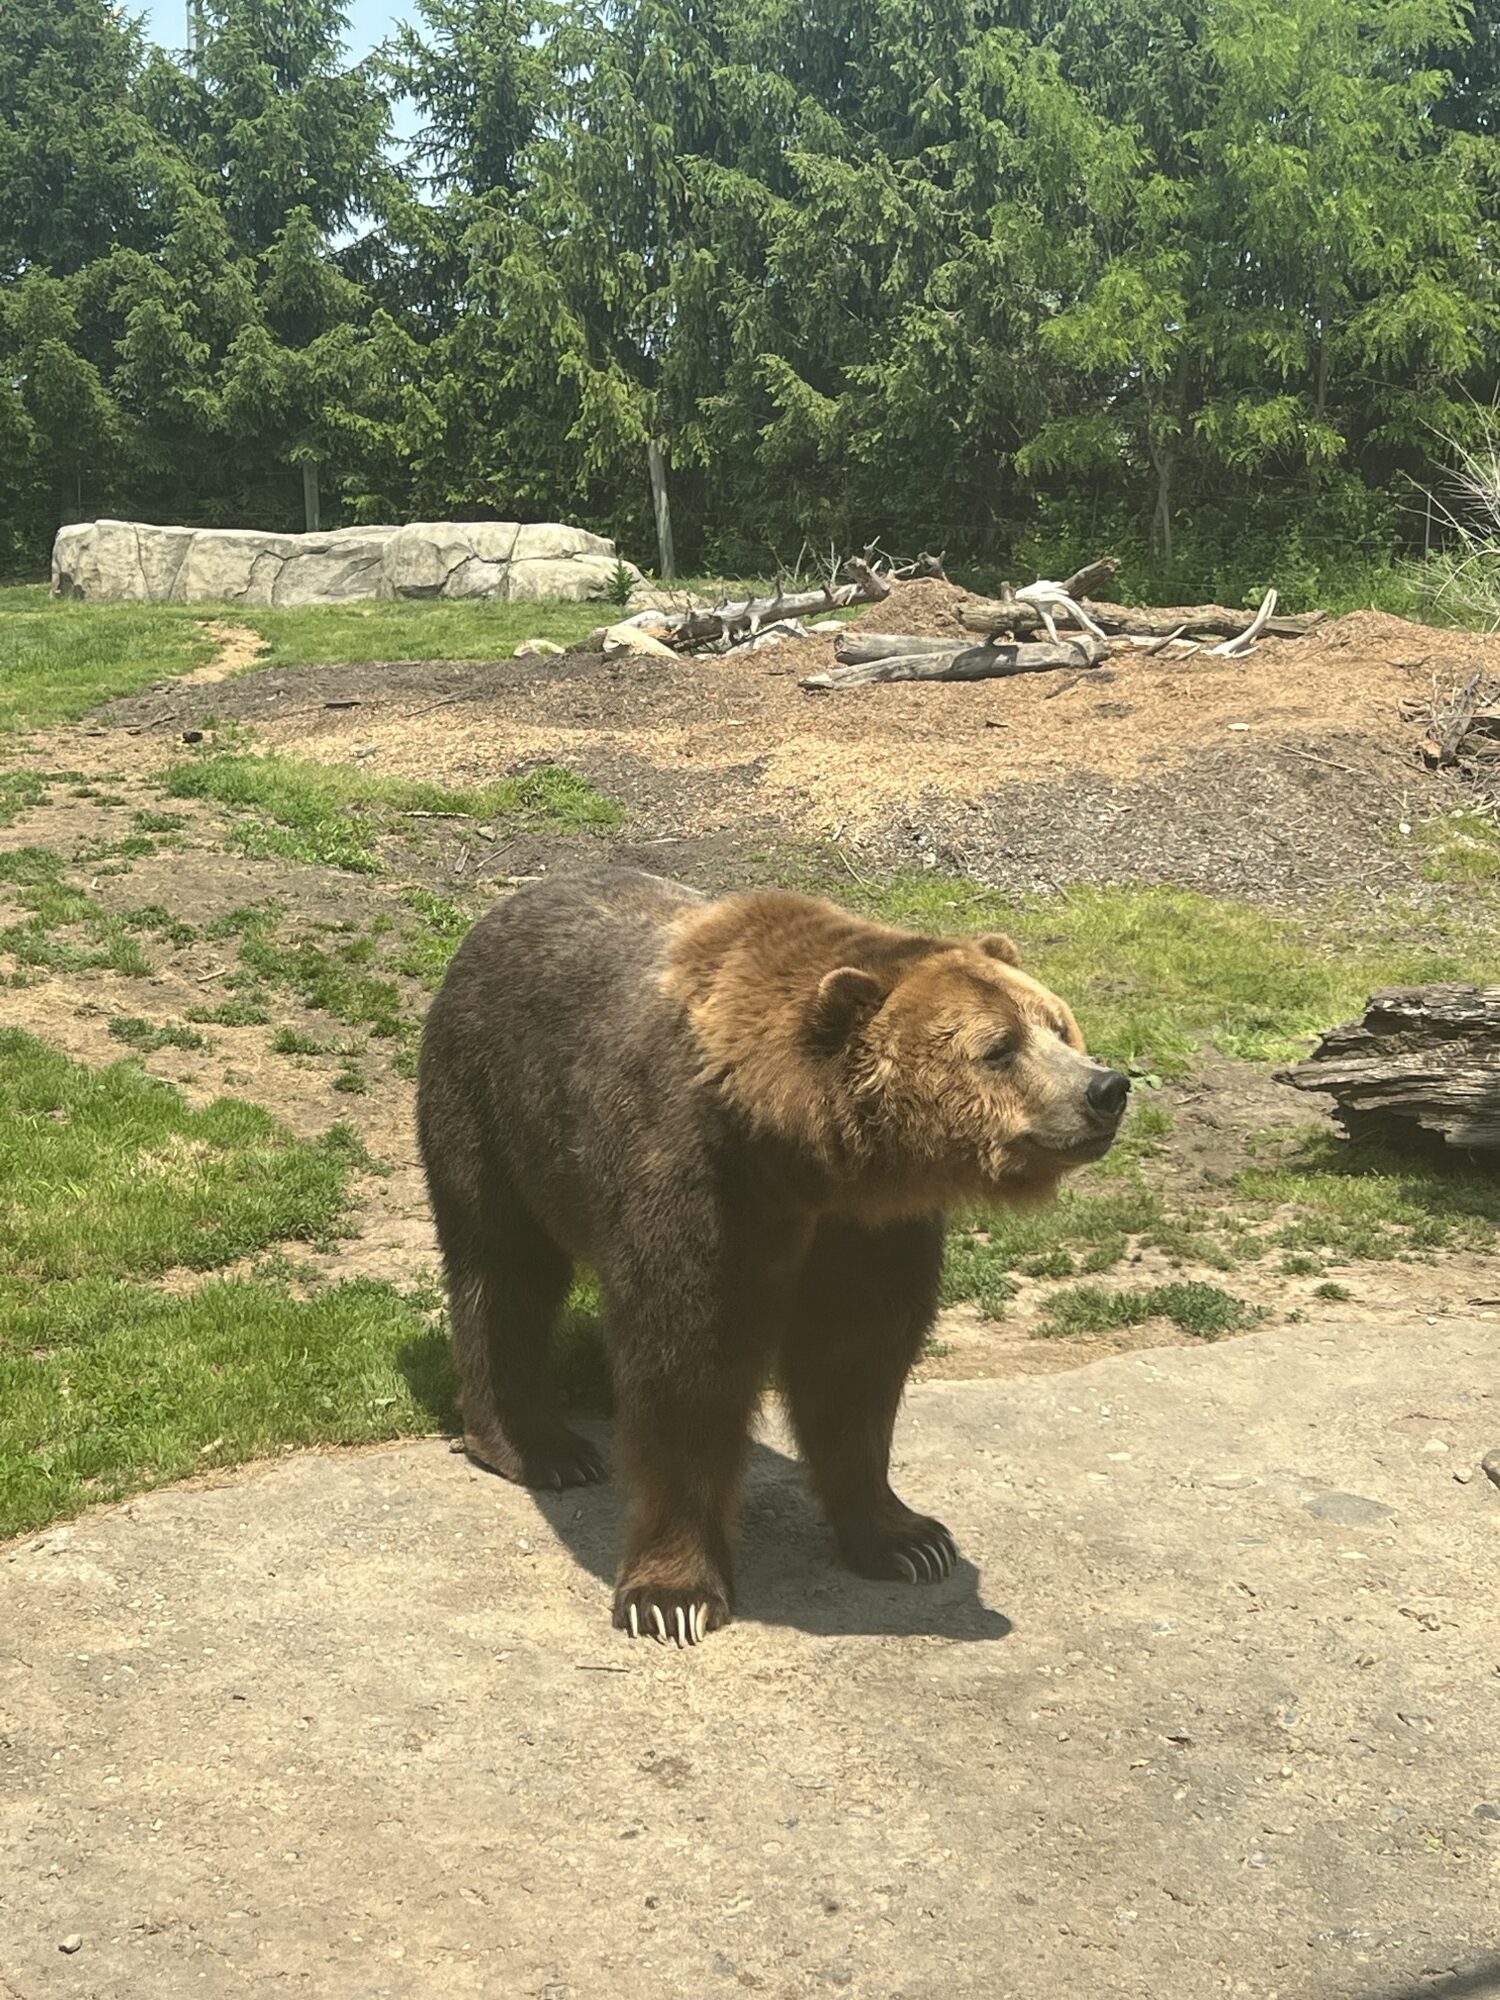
[{"xmin": 980, "ymin": 1035, "xmax": 1020, "ymax": 1068}]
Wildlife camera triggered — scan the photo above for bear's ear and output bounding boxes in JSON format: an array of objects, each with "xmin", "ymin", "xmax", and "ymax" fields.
[
  {"xmin": 807, "ymin": 966, "xmax": 886, "ymax": 1050},
  {"xmin": 977, "ymin": 932, "xmax": 1022, "ymax": 968}
]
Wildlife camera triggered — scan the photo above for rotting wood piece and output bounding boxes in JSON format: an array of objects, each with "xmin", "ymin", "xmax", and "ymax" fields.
[
  {"xmin": 1424, "ymin": 671, "xmax": 1489, "ymax": 766},
  {"xmin": 802, "ymin": 637, "xmax": 1105, "ymax": 691},
  {"xmin": 1277, "ymin": 985, "xmax": 1500, "ymax": 1155}
]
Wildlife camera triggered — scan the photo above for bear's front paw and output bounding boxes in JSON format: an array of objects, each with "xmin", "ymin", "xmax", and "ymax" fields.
[
  {"xmin": 838, "ymin": 1512, "xmax": 958, "ymax": 1584},
  {"xmin": 613, "ymin": 1584, "xmax": 731, "ymax": 1646}
]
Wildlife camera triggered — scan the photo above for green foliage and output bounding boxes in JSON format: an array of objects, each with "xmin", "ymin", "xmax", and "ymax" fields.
[{"xmin": 3, "ymin": 0, "xmax": 1498, "ymax": 593}]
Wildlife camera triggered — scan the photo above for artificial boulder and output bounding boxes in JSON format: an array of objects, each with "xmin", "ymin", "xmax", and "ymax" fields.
[{"xmin": 51, "ymin": 519, "xmax": 641, "ymax": 607}]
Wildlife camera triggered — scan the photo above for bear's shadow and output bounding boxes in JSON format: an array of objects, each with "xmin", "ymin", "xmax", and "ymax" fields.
[
  {"xmin": 397, "ymin": 1334, "xmax": 1012, "ymax": 1642},
  {"xmin": 521, "ymin": 1421, "xmax": 1013, "ymax": 1645}
]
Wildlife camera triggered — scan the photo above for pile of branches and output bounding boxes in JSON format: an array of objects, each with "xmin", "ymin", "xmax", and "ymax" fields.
[
  {"xmin": 801, "ymin": 556, "xmax": 1327, "ymax": 691},
  {"xmin": 594, "ymin": 550, "xmax": 1329, "ymax": 691},
  {"xmin": 1420, "ymin": 670, "xmax": 1500, "ymax": 778}
]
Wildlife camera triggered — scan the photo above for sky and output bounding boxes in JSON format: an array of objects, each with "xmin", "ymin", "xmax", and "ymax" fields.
[{"xmin": 136, "ymin": 1, "xmax": 413, "ymax": 62}]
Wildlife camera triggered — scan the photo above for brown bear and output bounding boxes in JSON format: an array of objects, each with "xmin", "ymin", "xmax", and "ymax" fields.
[{"xmin": 416, "ymin": 867, "xmax": 1128, "ymax": 1644}]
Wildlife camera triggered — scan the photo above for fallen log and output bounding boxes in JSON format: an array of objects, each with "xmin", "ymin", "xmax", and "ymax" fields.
[
  {"xmin": 802, "ymin": 637, "xmax": 1104, "ymax": 690},
  {"xmin": 834, "ymin": 632, "xmax": 970, "ymax": 664},
  {"xmin": 655, "ymin": 555, "xmax": 891, "ymax": 649},
  {"xmin": 1276, "ymin": 985, "xmax": 1500, "ymax": 1155},
  {"xmin": 958, "ymin": 594, "xmax": 1326, "ymax": 643},
  {"xmin": 955, "ymin": 557, "xmax": 1120, "ymax": 640}
]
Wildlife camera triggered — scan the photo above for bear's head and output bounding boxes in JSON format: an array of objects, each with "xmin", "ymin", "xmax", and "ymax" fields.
[
  {"xmin": 806, "ymin": 930, "xmax": 1129, "ymax": 1210},
  {"xmin": 670, "ymin": 894, "xmax": 1129, "ymax": 1216}
]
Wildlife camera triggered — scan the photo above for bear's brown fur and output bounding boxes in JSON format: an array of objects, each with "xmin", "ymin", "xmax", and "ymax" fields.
[{"xmin": 417, "ymin": 867, "xmax": 1128, "ymax": 1643}]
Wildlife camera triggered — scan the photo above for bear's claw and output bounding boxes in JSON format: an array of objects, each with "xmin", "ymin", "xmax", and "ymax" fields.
[{"xmin": 614, "ymin": 1586, "xmax": 730, "ymax": 1646}]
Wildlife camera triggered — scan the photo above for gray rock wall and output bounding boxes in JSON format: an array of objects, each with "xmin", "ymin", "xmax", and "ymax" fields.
[{"xmin": 50, "ymin": 519, "xmax": 641, "ymax": 606}]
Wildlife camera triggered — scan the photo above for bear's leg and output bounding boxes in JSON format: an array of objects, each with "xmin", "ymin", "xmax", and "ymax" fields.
[
  {"xmin": 432, "ymin": 1180, "xmax": 606, "ymax": 1490},
  {"xmin": 607, "ymin": 1314, "xmax": 766, "ymax": 1644},
  {"xmin": 780, "ymin": 1214, "xmax": 957, "ymax": 1584}
]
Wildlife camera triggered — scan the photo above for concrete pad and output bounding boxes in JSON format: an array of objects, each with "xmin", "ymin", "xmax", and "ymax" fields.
[{"xmin": 3, "ymin": 1320, "xmax": 1498, "ymax": 2000}]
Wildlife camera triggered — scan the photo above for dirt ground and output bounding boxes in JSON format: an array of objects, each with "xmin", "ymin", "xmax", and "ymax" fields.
[{"xmin": 98, "ymin": 589, "xmax": 1498, "ymax": 900}]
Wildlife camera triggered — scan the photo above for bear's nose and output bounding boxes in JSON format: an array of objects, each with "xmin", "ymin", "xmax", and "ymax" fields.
[{"xmin": 1086, "ymin": 1069, "xmax": 1131, "ymax": 1122}]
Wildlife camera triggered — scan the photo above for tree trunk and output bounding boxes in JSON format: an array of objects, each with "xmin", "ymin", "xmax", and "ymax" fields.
[
  {"xmin": 647, "ymin": 440, "xmax": 676, "ymax": 582},
  {"xmin": 1277, "ymin": 986, "xmax": 1500, "ymax": 1155},
  {"xmin": 302, "ymin": 462, "xmax": 321, "ymax": 533},
  {"xmin": 1148, "ymin": 434, "xmax": 1174, "ymax": 564}
]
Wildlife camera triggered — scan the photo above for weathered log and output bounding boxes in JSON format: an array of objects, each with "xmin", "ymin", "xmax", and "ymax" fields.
[
  {"xmin": 1277, "ymin": 985, "xmax": 1500, "ymax": 1155},
  {"xmin": 802, "ymin": 638, "xmax": 1104, "ymax": 691},
  {"xmin": 650, "ymin": 556, "xmax": 892, "ymax": 650},
  {"xmin": 834, "ymin": 632, "xmax": 968, "ymax": 664},
  {"xmin": 958, "ymin": 595, "xmax": 1326, "ymax": 643}
]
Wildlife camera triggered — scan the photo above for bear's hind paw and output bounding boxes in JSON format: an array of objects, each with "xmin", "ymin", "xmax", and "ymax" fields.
[
  {"xmin": 464, "ymin": 1426, "xmax": 607, "ymax": 1490},
  {"xmin": 840, "ymin": 1514, "xmax": 958, "ymax": 1585}
]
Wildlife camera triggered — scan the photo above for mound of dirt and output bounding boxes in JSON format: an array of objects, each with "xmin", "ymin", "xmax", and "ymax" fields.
[
  {"xmin": 852, "ymin": 575, "xmax": 973, "ymax": 636},
  {"xmin": 96, "ymin": 597, "xmax": 1500, "ymax": 903}
]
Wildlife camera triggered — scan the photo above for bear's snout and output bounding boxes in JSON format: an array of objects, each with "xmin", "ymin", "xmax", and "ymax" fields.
[{"xmin": 1086, "ymin": 1068, "xmax": 1131, "ymax": 1123}]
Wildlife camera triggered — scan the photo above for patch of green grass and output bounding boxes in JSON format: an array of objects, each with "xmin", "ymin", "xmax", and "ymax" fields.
[
  {"xmin": 0, "ymin": 848, "xmax": 154, "ymax": 976},
  {"xmin": 239, "ymin": 932, "xmax": 407, "ymax": 1038},
  {"xmin": 850, "ymin": 876, "xmax": 1500, "ymax": 1079},
  {"xmin": 271, "ymin": 1026, "xmax": 334, "ymax": 1057},
  {"xmin": 132, "ymin": 810, "xmax": 188, "ymax": 835},
  {"xmin": 1238, "ymin": 1129, "xmax": 1500, "ymax": 1259},
  {"xmin": 74, "ymin": 832, "xmax": 158, "ymax": 862},
  {"xmin": 394, "ymin": 888, "xmax": 473, "ymax": 987},
  {"xmin": 0, "ymin": 600, "xmax": 215, "ymax": 735},
  {"xmin": 164, "ymin": 751, "xmax": 620, "ymax": 873},
  {"xmin": 0, "ymin": 1029, "xmax": 362, "ymax": 1282},
  {"xmin": 238, "ymin": 598, "xmax": 604, "ymax": 669},
  {"xmin": 941, "ymin": 1182, "xmax": 1165, "ymax": 1317},
  {"xmin": 332, "ymin": 1061, "xmax": 369, "ymax": 1095},
  {"xmin": 121, "ymin": 904, "xmax": 198, "ymax": 946},
  {"xmin": 1414, "ymin": 810, "xmax": 1500, "ymax": 885},
  {"xmin": 185, "ymin": 996, "xmax": 273, "ymax": 1027},
  {"xmin": 1038, "ymin": 1280, "xmax": 1261, "ymax": 1340},
  {"xmin": 1314, "ymin": 1280, "xmax": 1353, "ymax": 1301},
  {"xmin": 0, "ymin": 771, "xmax": 52, "ymax": 826},
  {"xmin": 0, "ymin": 1274, "xmax": 448, "ymax": 1540},
  {"xmin": 202, "ymin": 903, "xmax": 283, "ymax": 940},
  {"xmin": 108, "ymin": 1016, "xmax": 209, "ymax": 1053}
]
